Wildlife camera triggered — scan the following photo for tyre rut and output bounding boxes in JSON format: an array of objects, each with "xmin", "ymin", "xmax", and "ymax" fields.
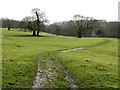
[{"xmin": 32, "ymin": 39, "xmax": 111, "ymax": 88}]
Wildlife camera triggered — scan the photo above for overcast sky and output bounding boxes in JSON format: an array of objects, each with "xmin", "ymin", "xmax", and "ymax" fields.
[{"xmin": 0, "ymin": 0, "xmax": 119, "ymax": 23}]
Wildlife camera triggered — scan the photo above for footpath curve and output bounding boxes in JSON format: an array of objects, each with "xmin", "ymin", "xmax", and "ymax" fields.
[{"xmin": 32, "ymin": 39, "xmax": 111, "ymax": 88}]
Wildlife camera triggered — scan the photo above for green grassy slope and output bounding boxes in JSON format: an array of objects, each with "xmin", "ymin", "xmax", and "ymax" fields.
[
  {"xmin": 2, "ymin": 28, "xmax": 118, "ymax": 88},
  {"xmin": 56, "ymin": 38, "xmax": 118, "ymax": 88}
]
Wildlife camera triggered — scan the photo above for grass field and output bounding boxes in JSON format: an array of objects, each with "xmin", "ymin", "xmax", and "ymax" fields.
[
  {"xmin": 2, "ymin": 28, "xmax": 118, "ymax": 88},
  {"xmin": 56, "ymin": 38, "xmax": 118, "ymax": 88}
]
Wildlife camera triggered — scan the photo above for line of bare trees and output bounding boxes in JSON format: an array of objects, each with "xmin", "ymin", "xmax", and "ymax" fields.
[
  {"xmin": 45, "ymin": 20, "xmax": 119, "ymax": 38},
  {"xmin": 1, "ymin": 8, "xmax": 119, "ymax": 38},
  {"xmin": 45, "ymin": 15, "xmax": 103, "ymax": 38},
  {"xmin": 1, "ymin": 18, "xmax": 20, "ymax": 30}
]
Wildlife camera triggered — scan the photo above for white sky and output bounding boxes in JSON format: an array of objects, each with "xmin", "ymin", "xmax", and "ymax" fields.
[{"xmin": 0, "ymin": 0, "xmax": 119, "ymax": 23}]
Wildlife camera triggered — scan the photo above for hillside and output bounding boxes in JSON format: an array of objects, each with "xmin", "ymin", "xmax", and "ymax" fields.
[{"xmin": 2, "ymin": 28, "xmax": 118, "ymax": 88}]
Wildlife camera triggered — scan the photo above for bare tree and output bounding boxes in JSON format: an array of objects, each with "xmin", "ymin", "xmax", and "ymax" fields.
[
  {"xmin": 22, "ymin": 16, "xmax": 37, "ymax": 35},
  {"xmin": 73, "ymin": 15, "xmax": 95, "ymax": 38},
  {"xmin": 22, "ymin": 16, "xmax": 33, "ymax": 32},
  {"xmin": 32, "ymin": 8, "xmax": 47, "ymax": 36},
  {"xmin": 73, "ymin": 15, "xmax": 84, "ymax": 38}
]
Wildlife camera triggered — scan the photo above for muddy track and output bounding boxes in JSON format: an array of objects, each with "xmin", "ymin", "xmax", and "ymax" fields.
[
  {"xmin": 51, "ymin": 55, "xmax": 80, "ymax": 88},
  {"xmin": 60, "ymin": 39, "xmax": 110, "ymax": 53},
  {"xmin": 32, "ymin": 39, "xmax": 111, "ymax": 88},
  {"xmin": 32, "ymin": 56, "xmax": 58, "ymax": 88},
  {"xmin": 32, "ymin": 56, "xmax": 42, "ymax": 88}
]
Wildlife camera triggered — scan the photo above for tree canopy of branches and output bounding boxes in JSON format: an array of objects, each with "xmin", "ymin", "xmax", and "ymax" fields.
[
  {"xmin": 19, "ymin": 8, "xmax": 47, "ymax": 36},
  {"xmin": 73, "ymin": 15, "xmax": 97, "ymax": 38},
  {"xmin": 21, "ymin": 16, "xmax": 36, "ymax": 32},
  {"xmin": 31, "ymin": 8, "xmax": 47, "ymax": 36}
]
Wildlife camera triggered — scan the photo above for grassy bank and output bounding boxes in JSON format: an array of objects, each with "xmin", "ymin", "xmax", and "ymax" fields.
[
  {"xmin": 2, "ymin": 28, "xmax": 118, "ymax": 88},
  {"xmin": 56, "ymin": 38, "xmax": 118, "ymax": 88}
]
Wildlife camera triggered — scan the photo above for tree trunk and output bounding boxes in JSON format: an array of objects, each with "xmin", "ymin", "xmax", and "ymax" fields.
[
  {"xmin": 33, "ymin": 31, "xmax": 36, "ymax": 36},
  {"xmin": 78, "ymin": 29, "xmax": 82, "ymax": 38},
  {"xmin": 8, "ymin": 27, "xmax": 10, "ymax": 30},
  {"xmin": 36, "ymin": 12, "xmax": 40, "ymax": 37},
  {"xmin": 56, "ymin": 29, "xmax": 59, "ymax": 36},
  {"xmin": 78, "ymin": 34, "xmax": 82, "ymax": 38},
  {"xmin": 37, "ymin": 30, "xmax": 39, "ymax": 36},
  {"xmin": 37, "ymin": 24, "xmax": 40, "ymax": 36},
  {"xmin": 36, "ymin": 25, "xmax": 40, "ymax": 36}
]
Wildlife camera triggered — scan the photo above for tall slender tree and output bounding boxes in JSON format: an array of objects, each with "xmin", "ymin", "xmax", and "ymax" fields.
[{"xmin": 73, "ymin": 15, "xmax": 84, "ymax": 38}]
